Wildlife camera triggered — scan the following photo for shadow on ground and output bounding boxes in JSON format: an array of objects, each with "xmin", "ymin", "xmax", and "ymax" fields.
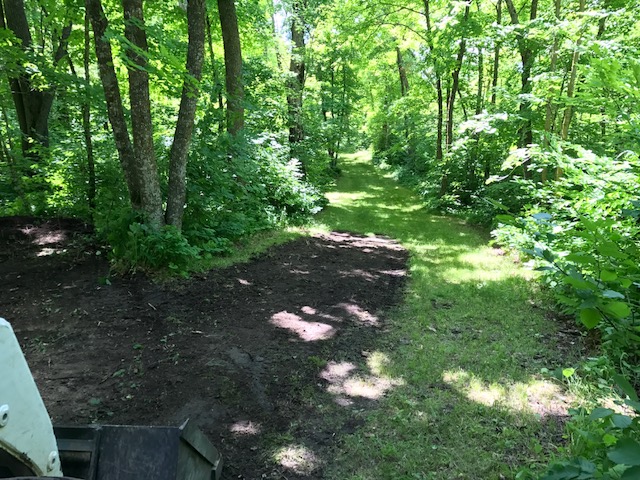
[{"xmin": 0, "ymin": 217, "xmax": 408, "ymax": 479}]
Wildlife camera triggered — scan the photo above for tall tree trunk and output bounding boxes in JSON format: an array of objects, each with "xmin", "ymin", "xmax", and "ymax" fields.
[
  {"xmin": 441, "ymin": 1, "xmax": 470, "ymax": 196},
  {"xmin": 86, "ymin": 0, "xmax": 140, "ymax": 207},
  {"xmin": 1, "ymin": 0, "xmax": 71, "ymax": 159},
  {"xmin": 396, "ymin": 46, "xmax": 410, "ymax": 141},
  {"xmin": 560, "ymin": 0, "xmax": 586, "ymax": 142},
  {"xmin": 542, "ymin": 0, "xmax": 561, "ymax": 182},
  {"xmin": 504, "ymin": 0, "xmax": 538, "ymax": 179},
  {"xmin": 165, "ymin": 0, "xmax": 206, "ymax": 229},
  {"xmin": 83, "ymin": 8, "xmax": 96, "ymax": 214},
  {"xmin": 490, "ymin": 0, "xmax": 501, "ymax": 106},
  {"xmin": 270, "ymin": 0, "xmax": 283, "ymax": 71},
  {"xmin": 287, "ymin": 1, "xmax": 306, "ymax": 159},
  {"xmin": 476, "ymin": 48, "xmax": 484, "ymax": 115},
  {"xmin": 217, "ymin": 0, "xmax": 244, "ymax": 135},
  {"xmin": 123, "ymin": 0, "xmax": 163, "ymax": 228},
  {"xmin": 396, "ymin": 47, "xmax": 409, "ymax": 97},
  {"xmin": 0, "ymin": 105, "xmax": 26, "ymax": 206},
  {"xmin": 471, "ymin": 45, "xmax": 483, "ymax": 188},
  {"xmin": 422, "ymin": 0, "xmax": 443, "ymax": 166},
  {"xmin": 206, "ymin": 16, "xmax": 225, "ymax": 133}
]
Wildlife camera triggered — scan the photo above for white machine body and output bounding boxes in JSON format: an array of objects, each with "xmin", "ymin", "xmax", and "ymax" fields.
[{"xmin": 0, "ymin": 317, "xmax": 63, "ymax": 477}]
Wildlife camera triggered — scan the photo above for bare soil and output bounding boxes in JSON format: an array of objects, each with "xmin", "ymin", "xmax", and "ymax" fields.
[{"xmin": 0, "ymin": 216, "xmax": 409, "ymax": 479}]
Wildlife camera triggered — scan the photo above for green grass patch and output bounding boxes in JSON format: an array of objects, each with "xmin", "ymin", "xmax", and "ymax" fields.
[{"xmin": 317, "ymin": 151, "xmax": 580, "ymax": 479}]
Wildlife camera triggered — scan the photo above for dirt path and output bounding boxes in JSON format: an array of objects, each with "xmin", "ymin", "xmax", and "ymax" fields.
[{"xmin": 0, "ymin": 216, "xmax": 408, "ymax": 479}]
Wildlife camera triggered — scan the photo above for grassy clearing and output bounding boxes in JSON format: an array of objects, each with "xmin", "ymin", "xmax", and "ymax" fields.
[{"xmin": 316, "ymin": 151, "xmax": 580, "ymax": 479}]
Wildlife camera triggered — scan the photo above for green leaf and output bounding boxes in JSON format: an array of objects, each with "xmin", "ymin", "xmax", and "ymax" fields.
[
  {"xmin": 580, "ymin": 308, "xmax": 601, "ymax": 329},
  {"xmin": 562, "ymin": 368, "xmax": 576, "ymax": 378},
  {"xmin": 607, "ymin": 437, "xmax": 640, "ymax": 465},
  {"xmin": 621, "ymin": 465, "xmax": 640, "ymax": 480},
  {"xmin": 600, "ymin": 270, "xmax": 618, "ymax": 282},
  {"xmin": 566, "ymin": 277, "xmax": 596, "ymax": 291},
  {"xmin": 611, "ymin": 414, "xmax": 633, "ymax": 429},
  {"xmin": 613, "ymin": 374, "xmax": 640, "ymax": 402},
  {"xmin": 597, "ymin": 242, "xmax": 628, "ymax": 260},
  {"xmin": 588, "ymin": 407, "xmax": 614, "ymax": 420},
  {"xmin": 604, "ymin": 302, "xmax": 631, "ymax": 320},
  {"xmin": 495, "ymin": 214, "xmax": 515, "ymax": 224},
  {"xmin": 566, "ymin": 253, "xmax": 597, "ymax": 265},
  {"xmin": 620, "ymin": 279, "xmax": 633, "ymax": 289},
  {"xmin": 602, "ymin": 289, "xmax": 625, "ymax": 299},
  {"xmin": 604, "ymin": 433, "xmax": 618, "ymax": 446}
]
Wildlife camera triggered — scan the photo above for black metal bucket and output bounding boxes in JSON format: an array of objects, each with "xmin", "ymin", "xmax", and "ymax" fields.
[{"xmin": 52, "ymin": 421, "xmax": 222, "ymax": 480}]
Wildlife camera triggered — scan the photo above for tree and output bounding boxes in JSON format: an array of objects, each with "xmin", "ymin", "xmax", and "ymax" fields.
[
  {"xmin": 217, "ymin": 0, "xmax": 244, "ymax": 135},
  {"xmin": 166, "ymin": 0, "xmax": 206, "ymax": 228},
  {"xmin": 287, "ymin": 0, "xmax": 307, "ymax": 158},
  {"xmin": 87, "ymin": 0, "xmax": 205, "ymax": 229},
  {"xmin": 504, "ymin": 0, "xmax": 538, "ymax": 178},
  {"xmin": 1, "ymin": 0, "xmax": 72, "ymax": 160}
]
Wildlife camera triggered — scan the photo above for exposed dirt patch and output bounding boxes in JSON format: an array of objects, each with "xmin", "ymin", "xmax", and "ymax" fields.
[{"xmin": 0, "ymin": 217, "xmax": 409, "ymax": 479}]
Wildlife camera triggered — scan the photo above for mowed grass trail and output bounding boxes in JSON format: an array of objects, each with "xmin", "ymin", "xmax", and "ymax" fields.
[{"xmin": 317, "ymin": 152, "xmax": 576, "ymax": 479}]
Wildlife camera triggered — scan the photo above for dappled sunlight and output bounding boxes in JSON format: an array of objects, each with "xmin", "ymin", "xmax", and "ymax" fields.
[
  {"xmin": 325, "ymin": 191, "xmax": 374, "ymax": 203},
  {"xmin": 337, "ymin": 302, "xmax": 380, "ymax": 326},
  {"xmin": 320, "ymin": 355, "xmax": 404, "ymax": 405},
  {"xmin": 443, "ymin": 369, "xmax": 570, "ymax": 418},
  {"xmin": 230, "ymin": 420, "xmax": 262, "ymax": 436},
  {"xmin": 36, "ymin": 247, "xmax": 61, "ymax": 257},
  {"xmin": 439, "ymin": 266, "xmax": 511, "ymax": 284},
  {"xmin": 274, "ymin": 444, "xmax": 321, "ymax": 475},
  {"xmin": 270, "ymin": 311, "xmax": 336, "ymax": 341},
  {"xmin": 20, "ymin": 227, "xmax": 66, "ymax": 245},
  {"xmin": 366, "ymin": 351, "xmax": 393, "ymax": 376},
  {"xmin": 338, "ymin": 268, "xmax": 379, "ymax": 281}
]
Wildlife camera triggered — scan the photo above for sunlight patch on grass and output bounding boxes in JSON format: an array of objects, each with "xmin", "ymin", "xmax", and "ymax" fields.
[
  {"xmin": 274, "ymin": 444, "xmax": 321, "ymax": 475},
  {"xmin": 325, "ymin": 191, "xmax": 373, "ymax": 203},
  {"xmin": 320, "ymin": 150, "xmax": 579, "ymax": 479},
  {"xmin": 443, "ymin": 369, "xmax": 568, "ymax": 417},
  {"xmin": 320, "ymin": 354, "xmax": 404, "ymax": 404}
]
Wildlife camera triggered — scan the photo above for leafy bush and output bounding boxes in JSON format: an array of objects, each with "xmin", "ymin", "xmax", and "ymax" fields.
[
  {"xmin": 493, "ymin": 145, "xmax": 640, "ymax": 386},
  {"xmin": 537, "ymin": 377, "xmax": 640, "ymax": 480}
]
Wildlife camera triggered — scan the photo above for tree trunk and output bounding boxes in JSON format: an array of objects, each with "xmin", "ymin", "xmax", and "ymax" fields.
[
  {"xmin": 396, "ymin": 46, "xmax": 410, "ymax": 140},
  {"xmin": 541, "ymin": 0, "xmax": 561, "ymax": 182},
  {"xmin": 396, "ymin": 47, "xmax": 409, "ymax": 97},
  {"xmin": 445, "ymin": 4, "xmax": 470, "ymax": 148},
  {"xmin": 476, "ymin": 48, "xmax": 484, "ymax": 115},
  {"xmin": 1, "ymin": 0, "xmax": 71, "ymax": 159},
  {"xmin": 504, "ymin": 0, "xmax": 538, "ymax": 179},
  {"xmin": 206, "ymin": 16, "xmax": 225, "ymax": 133},
  {"xmin": 165, "ymin": 0, "xmax": 206, "ymax": 229},
  {"xmin": 123, "ymin": 0, "xmax": 163, "ymax": 228},
  {"xmin": 560, "ymin": 0, "xmax": 586, "ymax": 142},
  {"xmin": 287, "ymin": 1, "xmax": 306, "ymax": 158},
  {"xmin": 217, "ymin": 0, "xmax": 244, "ymax": 135},
  {"xmin": 86, "ymin": 0, "xmax": 140, "ymax": 207},
  {"xmin": 270, "ymin": 0, "xmax": 283, "ymax": 71},
  {"xmin": 83, "ymin": 8, "xmax": 96, "ymax": 214},
  {"xmin": 422, "ymin": 0, "xmax": 443, "ymax": 165},
  {"xmin": 490, "ymin": 0, "xmax": 501, "ymax": 106},
  {"xmin": 441, "ymin": 1, "xmax": 470, "ymax": 196},
  {"xmin": 0, "ymin": 105, "xmax": 26, "ymax": 206}
]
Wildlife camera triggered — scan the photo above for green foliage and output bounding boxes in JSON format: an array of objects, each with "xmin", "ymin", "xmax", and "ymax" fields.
[
  {"xmin": 107, "ymin": 213, "xmax": 200, "ymax": 275},
  {"xmin": 538, "ymin": 388, "xmax": 640, "ymax": 480},
  {"xmin": 492, "ymin": 145, "xmax": 640, "ymax": 387}
]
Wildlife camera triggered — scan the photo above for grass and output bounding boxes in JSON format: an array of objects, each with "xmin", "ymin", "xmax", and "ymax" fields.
[{"xmin": 314, "ymin": 151, "xmax": 580, "ymax": 479}]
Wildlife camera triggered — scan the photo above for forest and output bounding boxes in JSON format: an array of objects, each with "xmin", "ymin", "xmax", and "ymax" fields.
[{"xmin": 1, "ymin": 0, "xmax": 640, "ymax": 478}]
